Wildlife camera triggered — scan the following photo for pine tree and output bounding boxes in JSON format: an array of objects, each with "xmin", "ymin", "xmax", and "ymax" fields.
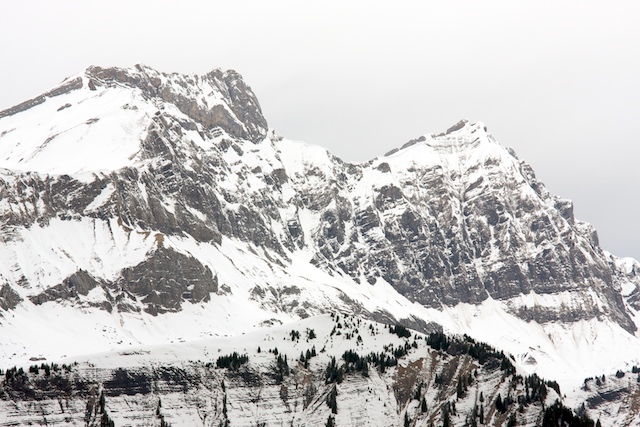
[
  {"xmin": 442, "ymin": 410, "xmax": 451, "ymax": 427},
  {"xmin": 456, "ymin": 378, "xmax": 464, "ymax": 399},
  {"xmin": 99, "ymin": 390, "xmax": 106, "ymax": 413},
  {"xmin": 362, "ymin": 360, "xmax": 369, "ymax": 377},
  {"xmin": 100, "ymin": 411, "xmax": 115, "ymax": 427},
  {"xmin": 326, "ymin": 385, "xmax": 338, "ymax": 414}
]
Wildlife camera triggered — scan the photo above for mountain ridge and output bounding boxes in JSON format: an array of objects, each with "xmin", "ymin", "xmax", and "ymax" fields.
[{"xmin": 0, "ymin": 64, "xmax": 639, "ymax": 402}]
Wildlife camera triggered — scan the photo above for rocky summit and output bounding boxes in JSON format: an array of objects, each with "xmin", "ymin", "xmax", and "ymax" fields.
[{"xmin": 0, "ymin": 65, "xmax": 639, "ymax": 426}]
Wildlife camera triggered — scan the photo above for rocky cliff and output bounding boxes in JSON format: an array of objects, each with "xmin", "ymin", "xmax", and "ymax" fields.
[
  {"xmin": 1, "ymin": 315, "xmax": 610, "ymax": 427},
  {"xmin": 0, "ymin": 65, "xmax": 639, "ymax": 425}
]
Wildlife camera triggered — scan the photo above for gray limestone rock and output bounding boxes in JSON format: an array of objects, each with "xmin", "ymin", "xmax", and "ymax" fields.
[
  {"xmin": 115, "ymin": 247, "xmax": 218, "ymax": 315},
  {"xmin": 30, "ymin": 270, "xmax": 102, "ymax": 306},
  {"xmin": 0, "ymin": 284, "xmax": 22, "ymax": 312}
]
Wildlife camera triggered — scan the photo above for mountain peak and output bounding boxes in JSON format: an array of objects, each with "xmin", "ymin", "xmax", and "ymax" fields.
[
  {"xmin": 444, "ymin": 118, "xmax": 470, "ymax": 134},
  {"xmin": 82, "ymin": 64, "xmax": 268, "ymax": 142},
  {"xmin": 0, "ymin": 65, "xmax": 269, "ymax": 175},
  {"xmin": 384, "ymin": 119, "xmax": 491, "ymax": 158}
]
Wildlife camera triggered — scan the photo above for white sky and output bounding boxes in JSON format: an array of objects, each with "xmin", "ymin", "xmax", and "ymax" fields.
[{"xmin": 1, "ymin": 0, "xmax": 638, "ymax": 260}]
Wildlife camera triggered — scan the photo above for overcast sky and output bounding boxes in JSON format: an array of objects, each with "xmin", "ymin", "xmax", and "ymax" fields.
[{"xmin": 1, "ymin": 1, "xmax": 638, "ymax": 260}]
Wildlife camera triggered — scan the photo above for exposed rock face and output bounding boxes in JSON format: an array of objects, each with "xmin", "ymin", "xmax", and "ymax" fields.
[
  {"xmin": 0, "ymin": 65, "xmax": 638, "ymax": 361},
  {"xmin": 116, "ymin": 247, "xmax": 218, "ymax": 315},
  {"xmin": 27, "ymin": 249, "xmax": 218, "ymax": 316},
  {"xmin": 30, "ymin": 270, "xmax": 103, "ymax": 306},
  {"xmin": 0, "ymin": 317, "xmax": 580, "ymax": 427},
  {"xmin": 0, "ymin": 352, "xmax": 522, "ymax": 427},
  {"xmin": 278, "ymin": 120, "xmax": 637, "ymax": 332},
  {"xmin": 2, "ymin": 315, "xmax": 632, "ymax": 427},
  {"xmin": 85, "ymin": 65, "xmax": 268, "ymax": 143},
  {"xmin": 0, "ymin": 284, "xmax": 22, "ymax": 311}
]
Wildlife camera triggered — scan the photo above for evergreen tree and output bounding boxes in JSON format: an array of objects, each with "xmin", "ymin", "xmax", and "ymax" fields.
[
  {"xmin": 326, "ymin": 385, "xmax": 338, "ymax": 414},
  {"xmin": 362, "ymin": 360, "xmax": 369, "ymax": 377},
  {"xmin": 100, "ymin": 411, "xmax": 115, "ymax": 427},
  {"xmin": 216, "ymin": 352, "xmax": 249, "ymax": 370},
  {"xmin": 99, "ymin": 390, "xmax": 106, "ymax": 413},
  {"xmin": 442, "ymin": 410, "xmax": 451, "ymax": 427},
  {"xmin": 541, "ymin": 401, "xmax": 596, "ymax": 427},
  {"xmin": 456, "ymin": 378, "xmax": 464, "ymax": 399}
]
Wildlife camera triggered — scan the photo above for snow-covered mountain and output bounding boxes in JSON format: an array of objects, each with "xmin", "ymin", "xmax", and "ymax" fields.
[{"xmin": 1, "ymin": 64, "xmax": 639, "ymax": 425}]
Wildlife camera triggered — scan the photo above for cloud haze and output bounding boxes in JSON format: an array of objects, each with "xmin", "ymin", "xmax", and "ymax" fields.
[{"xmin": 1, "ymin": 0, "xmax": 638, "ymax": 259}]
